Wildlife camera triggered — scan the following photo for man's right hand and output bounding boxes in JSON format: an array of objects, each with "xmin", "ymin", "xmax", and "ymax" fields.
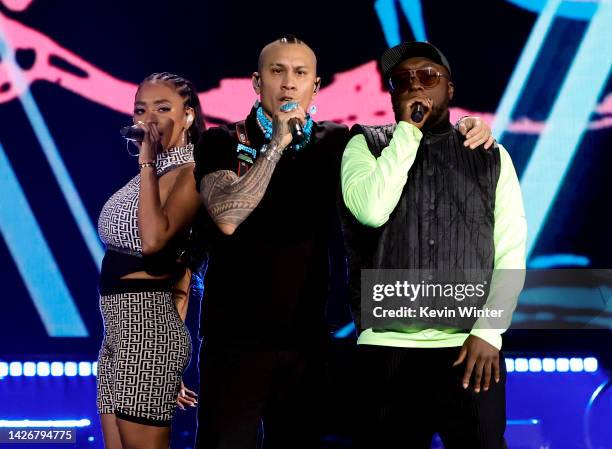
[
  {"xmin": 398, "ymin": 95, "xmax": 433, "ymax": 129},
  {"xmin": 200, "ymin": 104, "xmax": 303, "ymax": 236},
  {"xmin": 270, "ymin": 103, "xmax": 307, "ymax": 148}
]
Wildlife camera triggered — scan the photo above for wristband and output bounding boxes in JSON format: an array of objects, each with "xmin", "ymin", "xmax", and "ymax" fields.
[
  {"xmin": 260, "ymin": 142, "xmax": 283, "ymax": 163},
  {"xmin": 139, "ymin": 161, "xmax": 156, "ymax": 170}
]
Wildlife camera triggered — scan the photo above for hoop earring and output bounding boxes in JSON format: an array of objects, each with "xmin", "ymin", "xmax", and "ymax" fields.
[{"xmin": 126, "ymin": 140, "xmax": 139, "ymax": 157}]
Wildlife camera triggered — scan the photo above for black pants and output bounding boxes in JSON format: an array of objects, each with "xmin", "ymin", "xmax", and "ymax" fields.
[
  {"xmin": 355, "ymin": 345, "xmax": 507, "ymax": 449},
  {"xmin": 195, "ymin": 341, "xmax": 325, "ymax": 449}
]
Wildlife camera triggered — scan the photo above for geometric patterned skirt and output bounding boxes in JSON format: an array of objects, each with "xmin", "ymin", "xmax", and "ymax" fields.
[{"xmin": 96, "ymin": 289, "xmax": 192, "ymax": 426}]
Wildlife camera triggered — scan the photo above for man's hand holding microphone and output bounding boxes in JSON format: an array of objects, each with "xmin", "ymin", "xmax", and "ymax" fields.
[{"xmin": 398, "ymin": 94, "xmax": 433, "ymax": 129}]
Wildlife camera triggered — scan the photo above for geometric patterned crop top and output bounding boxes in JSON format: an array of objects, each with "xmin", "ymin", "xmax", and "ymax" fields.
[{"xmin": 98, "ymin": 144, "xmax": 195, "ymax": 255}]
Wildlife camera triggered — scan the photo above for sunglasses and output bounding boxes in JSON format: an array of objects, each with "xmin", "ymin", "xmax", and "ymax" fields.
[{"xmin": 388, "ymin": 67, "xmax": 450, "ymax": 92}]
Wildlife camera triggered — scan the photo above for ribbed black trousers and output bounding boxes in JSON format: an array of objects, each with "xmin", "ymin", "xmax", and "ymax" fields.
[{"xmin": 354, "ymin": 345, "xmax": 507, "ymax": 449}]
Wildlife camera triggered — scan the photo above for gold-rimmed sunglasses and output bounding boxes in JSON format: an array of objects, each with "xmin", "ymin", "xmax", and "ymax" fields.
[{"xmin": 388, "ymin": 67, "xmax": 450, "ymax": 92}]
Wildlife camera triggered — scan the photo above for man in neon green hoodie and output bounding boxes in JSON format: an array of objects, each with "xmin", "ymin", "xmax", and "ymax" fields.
[{"xmin": 341, "ymin": 41, "xmax": 526, "ymax": 448}]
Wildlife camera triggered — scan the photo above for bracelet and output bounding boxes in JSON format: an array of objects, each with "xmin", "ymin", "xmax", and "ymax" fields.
[
  {"xmin": 260, "ymin": 142, "xmax": 283, "ymax": 163},
  {"xmin": 139, "ymin": 161, "xmax": 156, "ymax": 170},
  {"xmin": 455, "ymin": 115, "xmax": 470, "ymax": 128}
]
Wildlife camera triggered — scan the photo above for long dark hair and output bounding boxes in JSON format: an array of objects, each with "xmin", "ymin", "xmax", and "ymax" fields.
[{"xmin": 140, "ymin": 72, "xmax": 206, "ymax": 144}]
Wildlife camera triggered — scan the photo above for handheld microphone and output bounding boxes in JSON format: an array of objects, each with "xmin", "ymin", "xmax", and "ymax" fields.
[
  {"xmin": 288, "ymin": 118, "xmax": 305, "ymax": 144},
  {"xmin": 411, "ymin": 104, "xmax": 425, "ymax": 123},
  {"xmin": 120, "ymin": 125, "xmax": 145, "ymax": 142},
  {"xmin": 280, "ymin": 102, "xmax": 306, "ymax": 144}
]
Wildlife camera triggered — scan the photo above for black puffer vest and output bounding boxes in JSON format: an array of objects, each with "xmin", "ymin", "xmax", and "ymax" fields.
[{"xmin": 341, "ymin": 119, "xmax": 501, "ymax": 330}]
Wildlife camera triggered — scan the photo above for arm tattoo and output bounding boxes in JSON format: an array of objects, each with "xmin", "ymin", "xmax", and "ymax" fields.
[{"xmin": 200, "ymin": 155, "xmax": 278, "ymax": 228}]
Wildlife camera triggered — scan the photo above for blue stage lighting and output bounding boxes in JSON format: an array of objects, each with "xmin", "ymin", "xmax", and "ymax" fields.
[
  {"xmin": 508, "ymin": 419, "xmax": 540, "ymax": 425},
  {"xmin": 23, "ymin": 362, "xmax": 36, "ymax": 377},
  {"xmin": 0, "ymin": 362, "xmax": 8, "ymax": 378},
  {"xmin": 36, "ymin": 362, "xmax": 50, "ymax": 376},
  {"xmin": 492, "ymin": 0, "xmax": 562, "ymax": 139},
  {"xmin": 556, "ymin": 358, "xmax": 570, "ymax": 372},
  {"xmin": 528, "ymin": 358, "xmax": 542, "ymax": 372},
  {"xmin": 583, "ymin": 357, "xmax": 598, "ymax": 372},
  {"xmin": 569, "ymin": 357, "xmax": 584, "ymax": 372},
  {"xmin": 64, "ymin": 362, "xmax": 77, "ymax": 377},
  {"xmin": 0, "ymin": 143, "xmax": 88, "ymax": 338},
  {"xmin": 7, "ymin": 357, "xmax": 594, "ymax": 380},
  {"xmin": 483, "ymin": 357, "xmax": 598, "ymax": 374},
  {"xmin": 542, "ymin": 358, "xmax": 556, "ymax": 372},
  {"xmin": 375, "ymin": 0, "xmax": 427, "ymax": 46},
  {"xmin": 9, "ymin": 362, "xmax": 22, "ymax": 376},
  {"xmin": 515, "ymin": 358, "xmax": 529, "ymax": 372},
  {"xmin": 0, "ymin": 28, "xmax": 103, "ymax": 274},
  {"xmin": 333, "ymin": 322, "xmax": 355, "ymax": 338},
  {"xmin": 50, "ymin": 362, "xmax": 64, "ymax": 377},
  {"xmin": 78, "ymin": 362, "xmax": 92, "ymax": 376},
  {"xmin": 520, "ymin": 2, "xmax": 612, "ymax": 255},
  {"xmin": 528, "ymin": 254, "xmax": 590, "ymax": 268}
]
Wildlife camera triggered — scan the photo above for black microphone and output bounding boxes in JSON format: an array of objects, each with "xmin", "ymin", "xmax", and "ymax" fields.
[
  {"xmin": 411, "ymin": 104, "xmax": 425, "ymax": 123},
  {"xmin": 288, "ymin": 118, "xmax": 305, "ymax": 144},
  {"xmin": 120, "ymin": 125, "xmax": 145, "ymax": 142}
]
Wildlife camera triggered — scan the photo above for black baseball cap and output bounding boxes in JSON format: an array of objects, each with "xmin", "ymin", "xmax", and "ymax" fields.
[{"xmin": 380, "ymin": 41, "xmax": 452, "ymax": 79}]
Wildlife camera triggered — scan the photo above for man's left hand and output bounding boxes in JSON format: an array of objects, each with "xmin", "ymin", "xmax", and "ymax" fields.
[
  {"xmin": 457, "ymin": 117, "xmax": 495, "ymax": 150},
  {"xmin": 453, "ymin": 335, "xmax": 500, "ymax": 393}
]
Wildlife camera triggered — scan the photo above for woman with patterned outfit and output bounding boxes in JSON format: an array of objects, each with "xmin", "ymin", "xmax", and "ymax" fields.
[{"xmin": 97, "ymin": 72, "xmax": 204, "ymax": 449}]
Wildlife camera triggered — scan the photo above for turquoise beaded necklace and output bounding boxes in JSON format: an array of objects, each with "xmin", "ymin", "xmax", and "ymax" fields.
[{"xmin": 255, "ymin": 105, "xmax": 314, "ymax": 151}]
